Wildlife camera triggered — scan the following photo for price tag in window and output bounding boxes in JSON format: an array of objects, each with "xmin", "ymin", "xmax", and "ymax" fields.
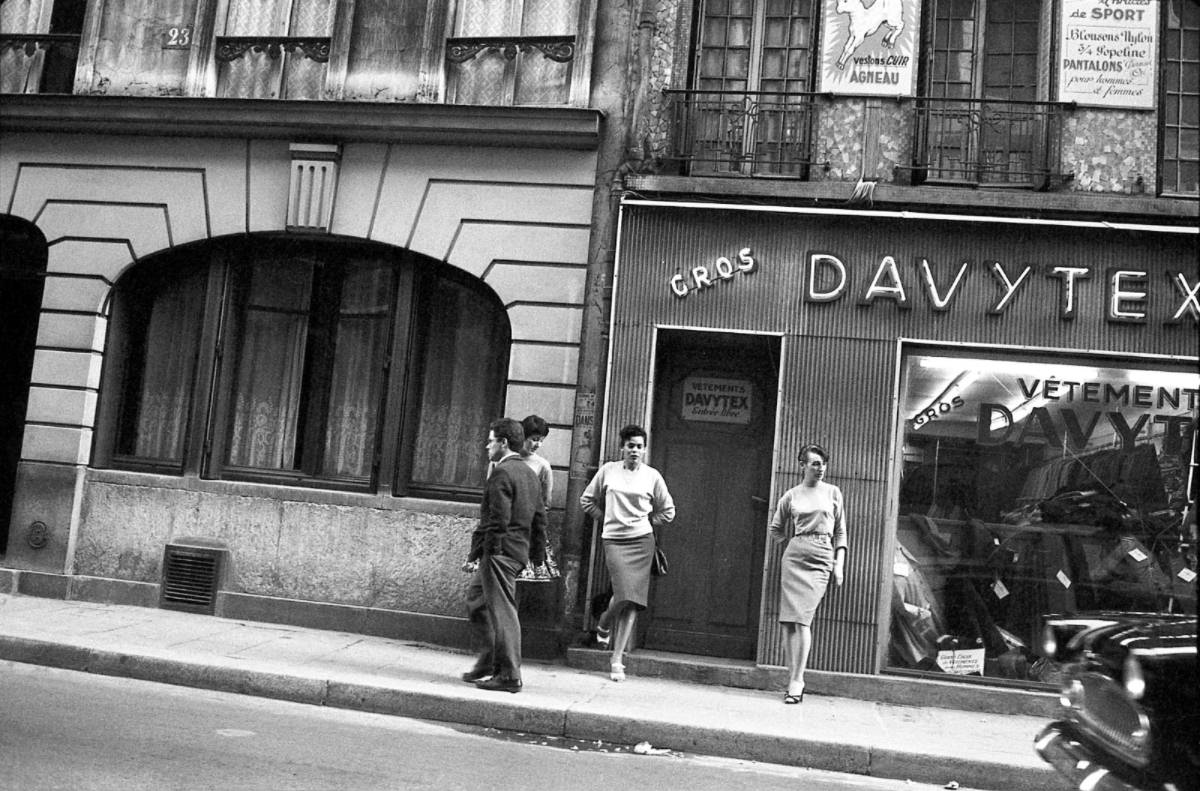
[
  {"xmin": 1056, "ymin": 570, "xmax": 1072, "ymax": 589},
  {"xmin": 991, "ymin": 580, "xmax": 1009, "ymax": 600},
  {"xmin": 893, "ymin": 559, "xmax": 910, "ymax": 578},
  {"xmin": 1128, "ymin": 547, "xmax": 1148, "ymax": 563},
  {"xmin": 1179, "ymin": 568, "xmax": 1197, "ymax": 584},
  {"xmin": 162, "ymin": 26, "xmax": 194, "ymax": 49}
]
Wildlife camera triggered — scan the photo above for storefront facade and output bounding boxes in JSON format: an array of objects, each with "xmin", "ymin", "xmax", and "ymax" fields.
[{"xmin": 598, "ymin": 199, "xmax": 1198, "ymax": 682}]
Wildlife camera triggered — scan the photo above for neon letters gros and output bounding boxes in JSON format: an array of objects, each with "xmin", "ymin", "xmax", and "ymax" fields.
[
  {"xmin": 669, "ymin": 248, "xmax": 757, "ymax": 297},
  {"xmin": 666, "ymin": 249, "xmax": 1199, "ymax": 325}
]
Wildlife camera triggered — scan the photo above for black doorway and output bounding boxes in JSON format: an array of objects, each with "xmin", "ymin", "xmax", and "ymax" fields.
[{"xmin": 0, "ymin": 215, "xmax": 48, "ymax": 556}]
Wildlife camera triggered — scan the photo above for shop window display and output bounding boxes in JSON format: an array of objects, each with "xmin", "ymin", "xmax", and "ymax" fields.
[{"xmin": 890, "ymin": 349, "xmax": 1198, "ymax": 684}]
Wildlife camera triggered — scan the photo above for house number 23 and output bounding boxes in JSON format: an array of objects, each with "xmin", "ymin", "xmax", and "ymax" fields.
[{"xmin": 162, "ymin": 27, "xmax": 193, "ymax": 49}]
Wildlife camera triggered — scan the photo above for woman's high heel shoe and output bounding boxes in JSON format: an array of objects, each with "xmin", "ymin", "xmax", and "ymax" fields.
[
  {"xmin": 595, "ymin": 625, "xmax": 610, "ymax": 648},
  {"xmin": 783, "ymin": 686, "xmax": 805, "ymax": 704},
  {"xmin": 610, "ymin": 662, "xmax": 625, "ymax": 682}
]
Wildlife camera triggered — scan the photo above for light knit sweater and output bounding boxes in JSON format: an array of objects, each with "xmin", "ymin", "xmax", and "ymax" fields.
[
  {"xmin": 768, "ymin": 481, "xmax": 848, "ymax": 551},
  {"xmin": 580, "ymin": 460, "xmax": 676, "ymax": 540},
  {"xmin": 521, "ymin": 452, "xmax": 553, "ymax": 510}
]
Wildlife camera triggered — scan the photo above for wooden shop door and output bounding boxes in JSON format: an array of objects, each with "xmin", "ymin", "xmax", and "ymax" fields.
[{"xmin": 642, "ymin": 329, "xmax": 778, "ymax": 659}]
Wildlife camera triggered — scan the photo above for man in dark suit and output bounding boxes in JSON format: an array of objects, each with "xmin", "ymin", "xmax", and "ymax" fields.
[{"xmin": 461, "ymin": 417, "xmax": 547, "ymax": 693}]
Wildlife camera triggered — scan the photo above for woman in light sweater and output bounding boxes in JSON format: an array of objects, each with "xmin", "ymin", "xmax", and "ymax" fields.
[
  {"xmin": 580, "ymin": 424, "xmax": 675, "ymax": 681},
  {"xmin": 769, "ymin": 443, "xmax": 847, "ymax": 704}
]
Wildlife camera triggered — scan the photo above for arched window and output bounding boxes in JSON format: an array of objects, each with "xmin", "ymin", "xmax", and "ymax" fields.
[{"xmin": 95, "ymin": 235, "xmax": 510, "ymax": 500}]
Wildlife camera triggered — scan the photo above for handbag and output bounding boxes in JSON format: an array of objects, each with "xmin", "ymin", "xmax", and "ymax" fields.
[
  {"xmin": 651, "ymin": 539, "xmax": 669, "ymax": 576},
  {"xmin": 518, "ymin": 544, "xmax": 561, "ymax": 583}
]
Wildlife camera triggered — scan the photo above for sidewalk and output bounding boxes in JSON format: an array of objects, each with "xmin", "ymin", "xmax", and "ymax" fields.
[{"xmin": 0, "ymin": 594, "xmax": 1061, "ymax": 791}]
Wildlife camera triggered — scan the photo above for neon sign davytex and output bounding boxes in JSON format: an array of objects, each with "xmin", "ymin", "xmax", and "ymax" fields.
[
  {"xmin": 650, "ymin": 209, "xmax": 1199, "ymax": 326},
  {"xmin": 668, "ymin": 248, "xmax": 1197, "ymax": 324}
]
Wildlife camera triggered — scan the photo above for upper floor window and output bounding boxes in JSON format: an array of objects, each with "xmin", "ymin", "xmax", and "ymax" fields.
[
  {"xmin": 694, "ymin": 0, "xmax": 816, "ymax": 95},
  {"xmin": 0, "ymin": 0, "xmax": 85, "ymax": 94},
  {"xmin": 445, "ymin": 0, "xmax": 581, "ymax": 105},
  {"xmin": 915, "ymin": 0, "xmax": 1065, "ymax": 187},
  {"xmin": 670, "ymin": 0, "xmax": 818, "ymax": 177},
  {"xmin": 95, "ymin": 236, "xmax": 510, "ymax": 500},
  {"xmin": 10, "ymin": 0, "xmax": 594, "ymax": 105},
  {"xmin": 215, "ymin": 0, "xmax": 334, "ymax": 99},
  {"xmin": 928, "ymin": 0, "xmax": 1039, "ymax": 103},
  {"xmin": 1160, "ymin": 0, "xmax": 1199, "ymax": 196}
]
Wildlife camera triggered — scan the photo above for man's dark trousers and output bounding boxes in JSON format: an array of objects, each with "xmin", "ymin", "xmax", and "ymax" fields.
[{"xmin": 466, "ymin": 552, "xmax": 524, "ymax": 681}]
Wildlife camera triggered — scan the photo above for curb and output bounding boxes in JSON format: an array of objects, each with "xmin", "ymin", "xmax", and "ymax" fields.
[{"xmin": 0, "ymin": 636, "xmax": 1060, "ymax": 790}]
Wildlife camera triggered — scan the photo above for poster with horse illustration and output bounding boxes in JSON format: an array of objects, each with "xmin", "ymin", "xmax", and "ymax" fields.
[{"xmin": 818, "ymin": 0, "xmax": 920, "ymax": 96}]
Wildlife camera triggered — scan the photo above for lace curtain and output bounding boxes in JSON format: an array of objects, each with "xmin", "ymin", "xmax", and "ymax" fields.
[
  {"xmin": 451, "ymin": 0, "xmax": 577, "ymax": 105},
  {"xmin": 126, "ymin": 271, "xmax": 206, "ymax": 462},
  {"xmin": 220, "ymin": 0, "xmax": 332, "ymax": 99},
  {"xmin": 410, "ymin": 277, "xmax": 509, "ymax": 490},
  {"xmin": 1, "ymin": 0, "xmax": 48, "ymax": 93},
  {"xmin": 224, "ymin": 257, "xmax": 391, "ymax": 479},
  {"xmin": 322, "ymin": 262, "xmax": 392, "ymax": 478},
  {"xmin": 227, "ymin": 259, "xmax": 311, "ymax": 470}
]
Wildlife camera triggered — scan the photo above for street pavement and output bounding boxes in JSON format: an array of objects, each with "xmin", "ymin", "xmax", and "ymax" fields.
[
  {"xmin": 4, "ymin": 661, "xmax": 1000, "ymax": 791},
  {"xmin": 0, "ymin": 594, "xmax": 1062, "ymax": 791}
]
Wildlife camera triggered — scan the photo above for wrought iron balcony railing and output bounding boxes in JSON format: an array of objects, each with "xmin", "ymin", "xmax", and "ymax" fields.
[
  {"xmin": 665, "ymin": 89, "xmax": 821, "ymax": 178},
  {"xmin": 0, "ymin": 34, "xmax": 80, "ymax": 94},
  {"xmin": 906, "ymin": 96, "xmax": 1072, "ymax": 189},
  {"xmin": 215, "ymin": 36, "xmax": 331, "ymax": 100}
]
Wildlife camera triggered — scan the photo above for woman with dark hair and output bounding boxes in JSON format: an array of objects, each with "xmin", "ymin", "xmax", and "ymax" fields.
[
  {"xmin": 517, "ymin": 414, "xmax": 558, "ymax": 583},
  {"xmin": 769, "ymin": 443, "xmax": 847, "ymax": 704},
  {"xmin": 580, "ymin": 424, "xmax": 676, "ymax": 681}
]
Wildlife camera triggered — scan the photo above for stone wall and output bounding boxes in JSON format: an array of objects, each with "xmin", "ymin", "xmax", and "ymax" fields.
[
  {"xmin": 1063, "ymin": 109, "xmax": 1159, "ymax": 194},
  {"xmin": 75, "ymin": 476, "xmax": 478, "ymax": 615}
]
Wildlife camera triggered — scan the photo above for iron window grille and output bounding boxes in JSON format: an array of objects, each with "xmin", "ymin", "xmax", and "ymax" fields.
[
  {"xmin": 664, "ymin": 89, "xmax": 822, "ymax": 179},
  {"xmin": 905, "ymin": 97, "xmax": 1072, "ymax": 189}
]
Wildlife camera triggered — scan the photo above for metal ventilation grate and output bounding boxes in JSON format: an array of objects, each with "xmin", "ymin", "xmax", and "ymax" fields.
[{"xmin": 160, "ymin": 543, "xmax": 226, "ymax": 615}]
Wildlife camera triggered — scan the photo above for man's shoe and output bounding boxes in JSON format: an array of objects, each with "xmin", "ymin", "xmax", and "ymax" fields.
[
  {"xmin": 461, "ymin": 667, "xmax": 492, "ymax": 683},
  {"xmin": 474, "ymin": 676, "xmax": 522, "ymax": 693}
]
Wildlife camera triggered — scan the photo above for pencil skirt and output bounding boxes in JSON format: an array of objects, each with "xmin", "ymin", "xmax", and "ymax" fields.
[
  {"xmin": 779, "ymin": 533, "xmax": 834, "ymax": 626},
  {"xmin": 604, "ymin": 533, "xmax": 655, "ymax": 611}
]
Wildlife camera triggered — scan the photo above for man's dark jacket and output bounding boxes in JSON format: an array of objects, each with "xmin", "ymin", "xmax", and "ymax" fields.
[{"xmin": 468, "ymin": 454, "xmax": 547, "ymax": 567}]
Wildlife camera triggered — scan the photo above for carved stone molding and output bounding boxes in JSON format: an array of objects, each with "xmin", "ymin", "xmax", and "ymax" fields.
[
  {"xmin": 287, "ymin": 143, "xmax": 340, "ymax": 232},
  {"xmin": 215, "ymin": 37, "xmax": 331, "ymax": 64},
  {"xmin": 0, "ymin": 33, "xmax": 80, "ymax": 58},
  {"xmin": 445, "ymin": 35, "xmax": 575, "ymax": 65}
]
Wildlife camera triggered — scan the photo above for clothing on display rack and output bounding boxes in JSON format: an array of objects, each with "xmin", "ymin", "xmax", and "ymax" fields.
[{"xmin": 890, "ymin": 544, "xmax": 945, "ymax": 668}]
